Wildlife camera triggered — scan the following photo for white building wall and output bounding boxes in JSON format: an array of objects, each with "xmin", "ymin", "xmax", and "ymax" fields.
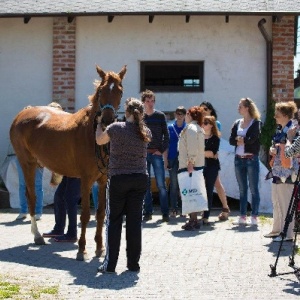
[
  {"xmin": 75, "ymin": 15, "xmax": 271, "ymax": 140},
  {"xmin": 0, "ymin": 18, "xmax": 53, "ymax": 165},
  {"xmin": 0, "ymin": 15, "xmax": 272, "ymax": 166}
]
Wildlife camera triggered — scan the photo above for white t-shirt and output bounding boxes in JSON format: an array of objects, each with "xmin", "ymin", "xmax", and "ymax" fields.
[{"xmin": 236, "ymin": 119, "xmax": 254, "ymax": 156}]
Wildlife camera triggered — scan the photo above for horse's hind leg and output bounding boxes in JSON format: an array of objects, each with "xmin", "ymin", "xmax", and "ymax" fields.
[
  {"xmin": 21, "ymin": 159, "xmax": 45, "ymax": 245},
  {"xmin": 77, "ymin": 180, "xmax": 91, "ymax": 261},
  {"xmin": 95, "ymin": 176, "xmax": 106, "ymax": 257}
]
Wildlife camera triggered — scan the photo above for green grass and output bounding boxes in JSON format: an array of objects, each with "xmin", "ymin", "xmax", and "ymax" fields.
[
  {"xmin": 258, "ymin": 215, "xmax": 273, "ymax": 225},
  {"xmin": 0, "ymin": 276, "xmax": 59, "ymax": 299},
  {"xmin": 0, "ymin": 281, "xmax": 20, "ymax": 299}
]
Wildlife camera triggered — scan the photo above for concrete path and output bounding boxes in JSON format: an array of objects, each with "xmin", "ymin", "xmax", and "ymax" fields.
[{"xmin": 0, "ymin": 207, "xmax": 299, "ymax": 299}]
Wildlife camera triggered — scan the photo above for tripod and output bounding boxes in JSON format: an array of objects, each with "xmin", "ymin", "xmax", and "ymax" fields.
[{"xmin": 269, "ymin": 169, "xmax": 300, "ymax": 279}]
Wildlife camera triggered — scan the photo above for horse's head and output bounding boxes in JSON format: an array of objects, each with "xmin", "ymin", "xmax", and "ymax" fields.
[{"xmin": 95, "ymin": 65, "xmax": 127, "ymax": 126}]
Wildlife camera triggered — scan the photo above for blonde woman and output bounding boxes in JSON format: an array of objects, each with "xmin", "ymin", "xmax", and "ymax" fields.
[{"xmin": 229, "ymin": 98, "xmax": 262, "ymax": 226}]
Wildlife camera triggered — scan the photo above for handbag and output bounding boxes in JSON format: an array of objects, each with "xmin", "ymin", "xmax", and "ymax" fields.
[{"xmin": 178, "ymin": 168, "xmax": 208, "ymax": 215}]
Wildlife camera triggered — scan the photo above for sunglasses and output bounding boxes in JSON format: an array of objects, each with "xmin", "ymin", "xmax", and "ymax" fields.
[
  {"xmin": 203, "ymin": 121, "xmax": 212, "ymax": 126},
  {"xmin": 202, "ymin": 107, "xmax": 209, "ymax": 111},
  {"xmin": 176, "ymin": 112, "xmax": 185, "ymax": 116}
]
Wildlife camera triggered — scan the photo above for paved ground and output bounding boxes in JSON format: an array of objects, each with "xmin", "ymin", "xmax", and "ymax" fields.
[{"xmin": 0, "ymin": 206, "xmax": 299, "ymax": 299}]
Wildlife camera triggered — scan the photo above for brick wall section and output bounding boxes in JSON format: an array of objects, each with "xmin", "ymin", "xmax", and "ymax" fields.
[
  {"xmin": 272, "ymin": 16, "xmax": 295, "ymax": 102},
  {"xmin": 52, "ymin": 17, "xmax": 76, "ymax": 112}
]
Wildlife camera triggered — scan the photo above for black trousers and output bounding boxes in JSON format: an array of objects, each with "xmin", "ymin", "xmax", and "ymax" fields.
[{"xmin": 103, "ymin": 173, "xmax": 148, "ymax": 272}]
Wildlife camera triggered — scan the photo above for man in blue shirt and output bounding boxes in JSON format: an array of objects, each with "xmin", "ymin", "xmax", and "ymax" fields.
[{"xmin": 167, "ymin": 106, "xmax": 186, "ymax": 217}]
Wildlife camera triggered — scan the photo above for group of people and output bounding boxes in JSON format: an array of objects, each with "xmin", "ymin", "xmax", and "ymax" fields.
[{"xmin": 15, "ymin": 93, "xmax": 300, "ymax": 274}]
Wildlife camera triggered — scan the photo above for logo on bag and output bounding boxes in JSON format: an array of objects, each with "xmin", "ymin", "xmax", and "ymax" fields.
[
  {"xmin": 182, "ymin": 188, "xmax": 198, "ymax": 196},
  {"xmin": 182, "ymin": 189, "xmax": 188, "ymax": 196}
]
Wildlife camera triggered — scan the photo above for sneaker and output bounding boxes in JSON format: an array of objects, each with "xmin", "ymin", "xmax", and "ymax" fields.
[
  {"xmin": 272, "ymin": 236, "xmax": 293, "ymax": 242},
  {"xmin": 247, "ymin": 216, "xmax": 258, "ymax": 226},
  {"xmin": 16, "ymin": 213, "xmax": 27, "ymax": 220},
  {"xmin": 264, "ymin": 232, "xmax": 280, "ymax": 238},
  {"xmin": 162, "ymin": 214, "xmax": 170, "ymax": 222},
  {"xmin": 54, "ymin": 235, "xmax": 77, "ymax": 243},
  {"xmin": 202, "ymin": 218, "xmax": 209, "ymax": 226},
  {"xmin": 232, "ymin": 216, "xmax": 247, "ymax": 225},
  {"xmin": 143, "ymin": 214, "xmax": 152, "ymax": 221},
  {"xmin": 97, "ymin": 264, "xmax": 116, "ymax": 274},
  {"xmin": 43, "ymin": 230, "xmax": 64, "ymax": 238},
  {"xmin": 35, "ymin": 214, "xmax": 42, "ymax": 221},
  {"xmin": 170, "ymin": 210, "xmax": 177, "ymax": 218}
]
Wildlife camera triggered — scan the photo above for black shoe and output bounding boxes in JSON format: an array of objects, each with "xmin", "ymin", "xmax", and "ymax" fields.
[
  {"xmin": 54, "ymin": 234, "xmax": 77, "ymax": 243},
  {"xmin": 127, "ymin": 264, "xmax": 140, "ymax": 272},
  {"xmin": 97, "ymin": 264, "xmax": 116, "ymax": 274},
  {"xmin": 162, "ymin": 214, "xmax": 170, "ymax": 222},
  {"xmin": 143, "ymin": 214, "xmax": 152, "ymax": 221},
  {"xmin": 43, "ymin": 230, "xmax": 63, "ymax": 238}
]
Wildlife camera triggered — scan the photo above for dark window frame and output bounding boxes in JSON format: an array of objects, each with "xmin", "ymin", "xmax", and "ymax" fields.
[{"xmin": 140, "ymin": 61, "xmax": 204, "ymax": 92}]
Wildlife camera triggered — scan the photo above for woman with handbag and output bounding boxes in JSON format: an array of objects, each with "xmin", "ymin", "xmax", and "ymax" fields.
[
  {"xmin": 264, "ymin": 101, "xmax": 298, "ymax": 241},
  {"xmin": 202, "ymin": 115, "xmax": 221, "ymax": 225},
  {"xmin": 178, "ymin": 106, "xmax": 206, "ymax": 231}
]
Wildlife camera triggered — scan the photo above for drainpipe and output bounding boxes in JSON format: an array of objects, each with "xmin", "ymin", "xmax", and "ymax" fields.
[{"xmin": 258, "ymin": 18, "xmax": 272, "ymax": 106}]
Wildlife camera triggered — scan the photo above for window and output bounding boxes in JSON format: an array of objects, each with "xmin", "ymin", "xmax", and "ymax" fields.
[{"xmin": 140, "ymin": 61, "xmax": 204, "ymax": 92}]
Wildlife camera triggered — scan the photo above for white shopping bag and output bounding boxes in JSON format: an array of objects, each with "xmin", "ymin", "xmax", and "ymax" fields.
[{"xmin": 178, "ymin": 169, "xmax": 208, "ymax": 215}]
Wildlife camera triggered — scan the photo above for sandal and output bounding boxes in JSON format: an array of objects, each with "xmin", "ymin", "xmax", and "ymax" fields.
[
  {"xmin": 181, "ymin": 220, "xmax": 199, "ymax": 231},
  {"xmin": 218, "ymin": 208, "xmax": 230, "ymax": 221}
]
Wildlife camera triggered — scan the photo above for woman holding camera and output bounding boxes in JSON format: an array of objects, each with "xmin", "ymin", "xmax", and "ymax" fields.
[{"xmin": 264, "ymin": 101, "xmax": 299, "ymax": 241}]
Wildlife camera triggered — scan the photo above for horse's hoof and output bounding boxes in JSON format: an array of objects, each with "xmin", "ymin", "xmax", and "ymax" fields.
[
  {"xmin": 95, "ymin": 247, "xmax": 105, "ymax": 257},
  {"xmin": 76, "ymin": 252, "xmax": 88, "ymax": 261},
  {"xmin": 34, "ymin": 236, "xmax": 46, "ymax": 245}
]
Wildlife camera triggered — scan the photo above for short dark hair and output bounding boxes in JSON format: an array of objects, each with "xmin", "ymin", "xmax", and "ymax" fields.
[
  {"xmin": 141, "ymin": 89, "xmax": 155, "ymax": 103},
  {"xmin": 175, "ymin": 106, "xmax": 186, "ymax": 115}
]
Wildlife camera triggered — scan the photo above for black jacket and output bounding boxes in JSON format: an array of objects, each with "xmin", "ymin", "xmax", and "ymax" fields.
[{"xmin": 229, "ymin": 119, "xmax": 261, "ymax": 155}]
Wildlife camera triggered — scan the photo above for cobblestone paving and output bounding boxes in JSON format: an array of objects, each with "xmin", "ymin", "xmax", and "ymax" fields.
[{"xmin": 0, "ymin": 207, "xmax": 299, "ymax": 299}]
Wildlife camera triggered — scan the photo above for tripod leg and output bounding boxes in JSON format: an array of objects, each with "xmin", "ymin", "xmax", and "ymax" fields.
[
  {"xmin": 269, "ymin": 182, "xmax": 298, "ymax": 277},
  {"xmin": 289, "ymin": 211, "xmax": 300, "ymax": 267}
]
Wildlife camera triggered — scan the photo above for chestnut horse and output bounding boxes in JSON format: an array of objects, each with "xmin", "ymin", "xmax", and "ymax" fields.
[{"xmin": 9, "ymin": 65, "xmax": 126, "ymax": 261}]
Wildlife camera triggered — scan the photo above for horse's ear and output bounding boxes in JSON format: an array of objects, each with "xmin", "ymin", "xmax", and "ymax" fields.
[
  {"xmin": 96, "ymin": 65, "xmax": 106, "ymax": 80},
  {"xmin": 118, "ymin": 65, "xmax": 127, "ymax": 80}
]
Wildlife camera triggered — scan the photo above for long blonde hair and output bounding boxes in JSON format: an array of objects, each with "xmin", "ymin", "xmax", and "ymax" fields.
[{"xmin": 240, "ymin": 98, "xmax": 261, "ymax": 120}]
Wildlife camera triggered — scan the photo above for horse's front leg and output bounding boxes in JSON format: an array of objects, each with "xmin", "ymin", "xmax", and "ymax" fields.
[
  {"xmin": 76, "ymin": 184, "xmax": 90, "ymax": 261},
  {"xmin": 31, "ymin": 216, "xmax": 45, "ymax": 245},
  {"xmin": 95, "ymin": 176, "xmax": 106, "ymax": 257}
]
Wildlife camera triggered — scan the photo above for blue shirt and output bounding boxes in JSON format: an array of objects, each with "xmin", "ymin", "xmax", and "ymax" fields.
[{"xmin": 168, "ymin": 121, "xmax": 186, "ymax": 160}]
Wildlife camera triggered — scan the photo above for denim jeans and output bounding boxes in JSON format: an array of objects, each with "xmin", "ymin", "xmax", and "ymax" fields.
[
  {"xmin": 16, "ymin": 159, "xmax": 43, "ymax": 214},
  {"xmin": 168, "ymin": 158, "xmax": 180, "ymax": 211},
  {"xmin": 53, "ymin": 176, "xmax": 81, "ymax": 237},
  {"xmin": 144, "ymin": 153, "xmax": 169, "ymax": 215},
  {"xmin": 92, "ymin": 182, "xmax": 99, "ymax": 210},
  {"xmin": 234, "ymin": 155, "xmax": 260, "ymax": 216}
]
